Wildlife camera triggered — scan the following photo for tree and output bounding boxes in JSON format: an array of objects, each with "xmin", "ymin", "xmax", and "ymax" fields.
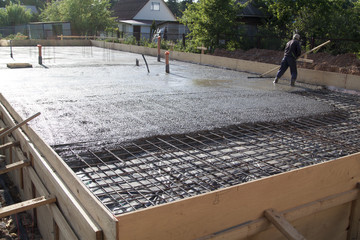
[
  {"xmin": 166, "ymin": 0, "xmax": 180, "ymax": 17},
  {"xmin": 0, "ymin": 0, "xmax": 12, "ymax": 8},
  {"xmin": 180, "ymin": 0, "xmax": 242, "ymax": 50},
  {"xmin": 258, "ymin": 0, "xmax": 360, "ymax": 53},
  {"xmin": 165, "ymin": 0, "xmax": 193, "ymax": 18},
  {"xmin": 150, "ymin": 20, "xmax": 156, "ymax": 40},
  {"xmin": 0, "ymin": 0, "xmax": 47, "ymax": 8},
  {"xmin": 0, "ymin": 2, "xmax": 32, "ymax": 26},
  {"xmin": 40, "ymin": 0, "xmax": 116, "ymax": 35}
]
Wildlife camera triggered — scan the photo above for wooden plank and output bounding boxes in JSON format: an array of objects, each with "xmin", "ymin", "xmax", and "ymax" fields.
[
  {"xmin": 0, "ymin": 141, "xmax": 19, "ymax": 151},
  {"xmin": 0, "ymin": 112, "xmax": 40, "ymax": 138},
  {"xmin": 3, "ymin": 130, "xmax": 98, "ymax": 239},
  {"xmin": 0, "ymin": 98, "xmax": 106, "ymax": 240},
  {"xmin": 0, "ymin": 160, "xmax": 30, "ymax": 175},
  {"xmin": 264, "ymin": 208, "xmax": 306, "ymax": 240},
  {"xmin": 195, "ymin": 188, "xmax": 358, "ymax": 240},
  {"xmin": 7, "ymin": 63, "xmax": 33, "ymax": 69},
  {"xmin": 0, "ymin": 127, "xmax": 9, "ymax": 135},
  {"xmin": 25, "ymin": 166, "xmax": 79, "ymax": 240},
  {"xmin": 23, "ymin": 133, "xmax": 105, "ymax": 240},
  {"xmin": 347, "ymin": 183, "xmax": 360, "ymax": 240},
  {"xmin": 297, "ymin": 58, "xmax": 313, "ymax": 63},
  {"xmin": 0, "ymin": 93, "xmax": 115, "ymax": 239},
  {"xmin": 0, "ymin": 195, "xmax": 56, "ymax": 218},
  {"xmin": 251, "ymin": 203, "xmax": 350, "ymax": 240},
  {"xmin": 116, "ymin": 153, "xmax": 360, "ymax": 240}
]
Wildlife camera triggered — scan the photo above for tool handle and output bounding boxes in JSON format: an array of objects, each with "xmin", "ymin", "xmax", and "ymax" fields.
[{"xmin": 258, "ymin": 40, "xmax": 331, "ymax": 78}]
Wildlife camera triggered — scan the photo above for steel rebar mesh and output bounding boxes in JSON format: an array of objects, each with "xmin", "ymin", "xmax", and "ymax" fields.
[{"xmin": 54, "ymin": 89, "xmax": 360, "ymax": 215}]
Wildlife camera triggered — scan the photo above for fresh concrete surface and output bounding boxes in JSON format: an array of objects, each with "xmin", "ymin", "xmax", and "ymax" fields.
[{"xmin": 0, "ymin": 46, "xmax": 333, "ymax": 146}]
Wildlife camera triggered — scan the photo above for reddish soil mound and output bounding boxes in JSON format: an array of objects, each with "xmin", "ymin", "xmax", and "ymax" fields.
[{"xmin": 213, "ymin": 49, "xmax": 360, "ymax": 76}]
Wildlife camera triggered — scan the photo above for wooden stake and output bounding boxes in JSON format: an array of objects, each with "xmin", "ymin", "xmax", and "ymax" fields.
[
  {"xmin": 0, "ymin": 127, "xmax": 9, "ymax": 135},
  {"xmin": 0, "ymin": 112, "xmax": 40, "ymax": 139},
  {"xmin": 0, "ymin": 195, "xmax": 56, "ymax": 218},
  {"xmin": 0, "ymin": 141, "xmax": 19, "ymax": 151},
  {"xmin": 264, "ymin": 208, "xmax": 306, "ymax": 240},
  {"xmin": 0, "ymin": 160, "xmax": 30, "ymax": 175},
  {"xmin": 348, "ymin": 183, "xmax": 360, "ymax": 239}
]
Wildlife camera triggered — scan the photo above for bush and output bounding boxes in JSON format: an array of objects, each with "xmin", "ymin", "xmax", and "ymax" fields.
[
  {"xmin": 123, "ymin": 35, "xmax": 137, "ymax": 45},
  {"xmin": 5, "ymin": 32, "xmax": 28, "ymax": 40},
  {"xmin": 104, "ymin": 38, "xmax": 121, "ymax": 43},
  {"xmin": 139, "ymin": 37, "xmax": 157, "ymax": 48}
]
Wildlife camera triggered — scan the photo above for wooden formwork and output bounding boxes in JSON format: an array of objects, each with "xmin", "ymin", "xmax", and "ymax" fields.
[
  {"xmin": 115, "ymin": 152, "xmax": 360, "ymax": 240},
  {"xmin": 1, "ymin": 89, "xmax": 360, "ymax": 240},
  {"xmin": 0, "ymin": 93, "xmax": 117, "ymax": 240}
]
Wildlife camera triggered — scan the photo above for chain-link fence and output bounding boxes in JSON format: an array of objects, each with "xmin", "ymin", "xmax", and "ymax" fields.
[{"xmin": 0, "ymin": 22, "xmax": 71, "ymax": 40}]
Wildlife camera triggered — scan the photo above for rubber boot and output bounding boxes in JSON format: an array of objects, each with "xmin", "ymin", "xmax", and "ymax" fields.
[
  {"xmin": 290, "ymin": 79, "xmax": 295, "ymax": 86},
  {"xmin": 273, "ymin": 77, "xmax": 278, "ymax": 84}
]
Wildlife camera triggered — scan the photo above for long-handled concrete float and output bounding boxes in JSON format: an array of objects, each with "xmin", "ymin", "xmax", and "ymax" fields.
[{"xmin": 248, "ymin": 40, "xmax": 331, "ymax": 78}]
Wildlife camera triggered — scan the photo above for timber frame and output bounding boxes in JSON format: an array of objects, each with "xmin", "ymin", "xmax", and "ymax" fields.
[
  {"xmin": 1, "ymin": 94, "xmax": 360, "ymax": 240},
  {"xmin": 0, "ymin": 44, "xmax": 360, "ymax": 238}
]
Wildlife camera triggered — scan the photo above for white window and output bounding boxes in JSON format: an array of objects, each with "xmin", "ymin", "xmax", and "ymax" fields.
[{"xmin": 151, "ymin": 2, "xmax": 160, "ymax": 11}]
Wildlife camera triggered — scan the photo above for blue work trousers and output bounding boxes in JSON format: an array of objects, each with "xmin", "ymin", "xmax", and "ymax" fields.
[{"xmin": 276, "ymin": 56, "xmax": 297, "ymax": 80}]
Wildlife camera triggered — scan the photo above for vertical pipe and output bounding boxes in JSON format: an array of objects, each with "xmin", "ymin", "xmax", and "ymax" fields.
[
  {"xmin": 157, "ymin": 36, "xmax": 161, "ymax": 62},
  {"xmin": 37, "ymin": 44, "xmax": 42, "ymax": 65},
  {"xmin": 165, "ymin": 51, "xmax": 170, "ymax": 73},
  {"xmin": 10, "ymin": 40, "xmax": 13, "ymax": 59}
]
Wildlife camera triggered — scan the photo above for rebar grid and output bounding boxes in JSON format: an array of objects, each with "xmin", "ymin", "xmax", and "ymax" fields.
[{"xmin": 54, "ymin": 89, "xmax": 360, "ymax": 215}]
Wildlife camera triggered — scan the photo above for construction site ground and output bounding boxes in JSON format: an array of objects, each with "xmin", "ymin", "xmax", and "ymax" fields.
[
  {"xmin": 0, "ymin": 46, "xmax": 334, "ymax": 146},
  {"xmin": 0, "ymin": 45, "xmax": 359, "ymax": 238}
]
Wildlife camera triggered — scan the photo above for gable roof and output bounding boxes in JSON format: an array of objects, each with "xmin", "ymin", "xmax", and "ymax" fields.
[
  {"xmin": 112, "ymin": 0, "xmax": 149, "ymax": 20},
  {"xmin": 237, "ymin": 0, "xmax": 264, "ymax": 18},
  {"xmin": 23, "ymin": 5, "xmax": 39, "ymax": 14}
]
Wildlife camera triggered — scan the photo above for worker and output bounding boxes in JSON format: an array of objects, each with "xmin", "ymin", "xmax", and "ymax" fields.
[{"xmin": 273, "ymin": 34, "xmax": 301, "ymax": 86}]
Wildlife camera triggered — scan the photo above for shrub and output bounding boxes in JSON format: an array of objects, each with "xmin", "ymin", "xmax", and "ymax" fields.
[{"xmin": 5, "ymin": 32, "xmax": 28, "ymax": 40}]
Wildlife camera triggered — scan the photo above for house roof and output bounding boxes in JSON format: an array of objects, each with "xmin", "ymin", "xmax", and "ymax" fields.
[
  {"xmin": 237, "ymin": 0, "xmax": 264, "ymax": 18},
  {"xmin": 112, "ymin": 0, "xmax": 149, "ymax": 20},
  {"xmin": 23, "ymin": 5, "xmax": 38, "ymax": 14}
]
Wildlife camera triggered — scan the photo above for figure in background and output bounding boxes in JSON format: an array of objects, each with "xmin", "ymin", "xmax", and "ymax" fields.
[{"xmin": 273, "ymin": 34, "xmax": 301, "ymax": 86}]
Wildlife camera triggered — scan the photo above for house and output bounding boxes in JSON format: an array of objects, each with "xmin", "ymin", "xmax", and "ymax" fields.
[
  {"xmin": 112, "ymin": 0, "xmax": 187, "ymax": 41},
  {"xmin": 23, "ymin": 5, "xmax": 39, "ymax": 14},
  {"xmin": 237, "ymin": 0, "xmax": 265, "ymax": 37}
]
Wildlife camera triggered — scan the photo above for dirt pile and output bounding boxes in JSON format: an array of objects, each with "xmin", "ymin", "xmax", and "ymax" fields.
[{"xmin": 213, "ymin": 49, "xmax": 360, "ymax": 76}]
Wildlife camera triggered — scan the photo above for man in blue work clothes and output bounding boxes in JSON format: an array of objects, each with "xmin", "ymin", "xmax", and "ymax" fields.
[{"xmin": 273, "ymin": 34, "xmax": 301, "ymax": 86}]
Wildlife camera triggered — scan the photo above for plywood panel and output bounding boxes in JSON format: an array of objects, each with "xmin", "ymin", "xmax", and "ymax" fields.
[
  {"xmin": 171, "ymin": 51, "xmax": 201, "ymax": 63},
  {"xmin": 200, "ymin": 54, "xmax": 216, "ymax": 66},
  {"xmin": 345, "ymin": 74, "xmax": 360, "ymax": 91},
  {"xmin": 116, "ymin": 153, "xmax": 360, "ymax": 240},
  {"xmin": 215, "ymin": 56, "xmax": 237, "ymax": 70},
  {"xmin": 322, "ymin": 71, "xmax": 347, "ymax": 89}
]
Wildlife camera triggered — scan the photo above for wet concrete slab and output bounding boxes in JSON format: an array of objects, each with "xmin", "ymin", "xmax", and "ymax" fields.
[{"xmin": 0, "ymin": 46, "xmax": 333, "ymax": 146}]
